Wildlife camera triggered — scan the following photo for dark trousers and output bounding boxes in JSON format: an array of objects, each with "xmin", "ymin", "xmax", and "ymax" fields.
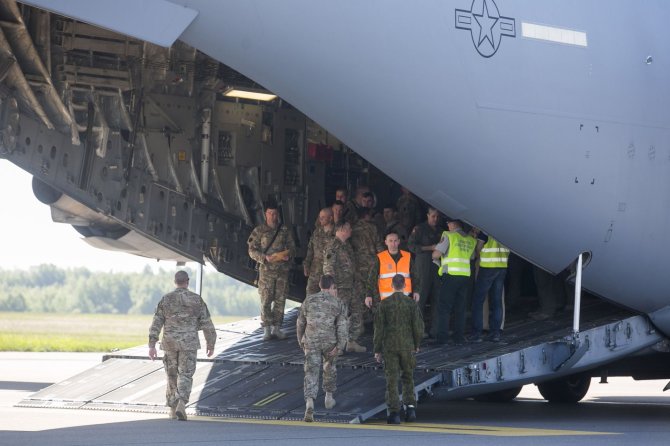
[
  {"xmin": 436, "ymin": 275, "xmax": 471, "ymax": 343},
  {"xmin": 471, "ymin": 267, "xmax": 507, "ymax": 336}
]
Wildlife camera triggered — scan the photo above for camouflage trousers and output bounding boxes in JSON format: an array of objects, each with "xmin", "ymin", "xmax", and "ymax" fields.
[
  {"xmin": 382, "ymin": 350, "xmax": 417, "ymax": 412},
  {"xmin": 338, "ymin": 287, "xmax": 363, "ymax": 342},
  {"xmin": 258, "ymin": 269, "xmax": 289, "ymax": 327},
  {"xmin": 303, "ymin": 344, "xmax": 338, "ymax": 400},
  {"xmin": 162, "ymin": 349, "xmax": 197, "ymax": 408},
  {"xmin": 305, "ymin": 271, "xmax": 323, "ymax": 295}
]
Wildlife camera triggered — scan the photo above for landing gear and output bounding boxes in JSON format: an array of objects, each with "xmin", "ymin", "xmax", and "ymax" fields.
[
  {"xmin": 537, "ymin": 373, "xmax": 591, "ymax": 403},
  {"xmin": 473, "ymin": 386, "xmax": 523, "ymax": 402}
]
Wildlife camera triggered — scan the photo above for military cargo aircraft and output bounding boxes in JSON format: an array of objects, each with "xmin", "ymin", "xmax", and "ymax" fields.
[{"xmin": 6, "ymin": 0, "xmax": 670, "ymax": 421}]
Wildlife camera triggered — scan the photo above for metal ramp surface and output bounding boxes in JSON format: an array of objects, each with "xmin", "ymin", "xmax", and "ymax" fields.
[{"xmin": 18, "ymin": 300, "xmax": 657, "ymax": 422}]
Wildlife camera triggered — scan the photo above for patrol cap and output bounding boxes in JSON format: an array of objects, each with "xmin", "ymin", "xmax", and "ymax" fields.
[{"xmin": 175, "ymin": 270, "xmax": 189, "ymax": 283}]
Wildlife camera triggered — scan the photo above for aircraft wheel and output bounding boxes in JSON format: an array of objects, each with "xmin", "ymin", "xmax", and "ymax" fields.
[
  {"xmin": 473, "ymin": 386, "xmax": 523, "ymax": 403},
  {"xmin": 537, "ymin": 373, "xmax": 591, "ymax": 403}
]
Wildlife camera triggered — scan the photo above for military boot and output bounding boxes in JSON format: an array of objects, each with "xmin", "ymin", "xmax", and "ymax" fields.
[
  {"xmin": 324, "ymin": 392, "xmax": 336, "ymax": 409},
  {"xmin": 263, "ymin": 326, "xmax": 272, "ymax": 341},
  {"xmin": 272, "ymin": 325, "xmax": 287, "ymax": 340},
  {"xmin": 168, "ymin": 406, "xmax": 177, "ymax": 420},
  {"xmin": 304, "ymin": 398, "xmax": 315, "ymax": 422},
  {"xmin": 405, "ymin": 405, "xmax": 416, "ymax": 422},
  {"xmin": 175, "ymin": 399, "xmax": 187, "ymax": 421},
  {"xmin": 346, "ymin": 340, "xmax": 366, "ymax": 353},
  {"xmin": 387, "ymin": 411, "xmax": 401, "ymax": 424}
]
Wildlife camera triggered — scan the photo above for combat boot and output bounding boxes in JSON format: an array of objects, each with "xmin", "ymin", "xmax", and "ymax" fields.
[
  {"xmin": 346, "ymin": 340, "xmax": 366, "ymax": 353},
  {"xmin": 405, "ymin": 405, "xmax": 416, "ymax": 422},
  {"xmin": 175, "ymin": 399, "xmax": 187, "ymax": 421},
  {"xmin": 168, "ymin": 406, "xmax": 177, "ymax": 420},
  {"xmin": 263, "ymin": 326, "xmax": 272, "ymax": 341},
  {"xmin": 304, "ymin": 398, "xmax": 314, "ymax": 422},
  {"xmin": 324, "ymin": 392, "xmax": 336, "ymax": 409},
  {"xmin": 387, "ymin": 411, "xmax": 401, "ymax": 424},
  {"xmin": 272, "ymin": 325, "xmax": 287, "ymax": 340}
]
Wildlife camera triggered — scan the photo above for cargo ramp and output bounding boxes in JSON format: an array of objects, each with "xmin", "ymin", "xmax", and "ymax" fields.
[{"xmin": 18, "ymin": 300, "xmax": 664, "ymax": 423}]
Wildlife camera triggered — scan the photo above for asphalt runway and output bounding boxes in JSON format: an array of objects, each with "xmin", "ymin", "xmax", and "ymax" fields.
[{"xmin": 2, "ymin": 352, "xmax": 670, "ymax": 446}]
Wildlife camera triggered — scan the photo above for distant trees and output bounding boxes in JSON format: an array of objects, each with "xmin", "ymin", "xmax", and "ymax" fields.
[{"xmin": 0, "ymin": 265, "xmax": 259, "ymax": 316}]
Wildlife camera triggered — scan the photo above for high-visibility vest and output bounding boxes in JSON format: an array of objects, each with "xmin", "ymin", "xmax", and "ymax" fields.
[
  {"xmin": 438, "ymin": 231, "xmax": 476, "ymax": 277},
  {"xmin": 377, "ymin": 250, "xmax": 412, "ymax": 299},
  {"xmin": 479, "ymin": 237, "xmax": 510, "ymax": 268}
]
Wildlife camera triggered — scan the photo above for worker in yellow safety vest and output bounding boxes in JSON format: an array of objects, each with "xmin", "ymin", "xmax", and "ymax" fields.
[
  {"xmin": 431, "ymin": 219, "xmax": 476, "ymax": 344},
  {"xmin": 471, "ymin": 234, "xmax": 510, "ymax": 343},
  {"xmin": 365, "ymin": 230, "xmax": 420, "ymax": 309}
]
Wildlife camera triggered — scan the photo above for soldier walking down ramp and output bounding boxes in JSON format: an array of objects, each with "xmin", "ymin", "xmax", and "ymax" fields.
[
  {"xmin": 248, "ymin": 201, "xmax": 296, "ymax": 340},
  {"xmin": 148, "ymin": 270, "xmax": 217, "ymax": 421},
  {"xmin": 303, "ymin": 207, "xmax": 335, "ymax": 295},
  {"xmin": 374, "ymin": 274, "xmax": 424, "ymax": 424},
  {"xmin": 296, "ymin": 274, "xmax": 348, "ymax": 422},
  {"xmin": 324, "ymin": 221, "xmax": 366, "ymax": 353}
]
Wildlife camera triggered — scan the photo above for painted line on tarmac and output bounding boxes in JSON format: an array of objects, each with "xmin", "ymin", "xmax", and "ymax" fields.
[{"xmin": 194, "ymin": 417, "xmax": 615, "ymax": 436}]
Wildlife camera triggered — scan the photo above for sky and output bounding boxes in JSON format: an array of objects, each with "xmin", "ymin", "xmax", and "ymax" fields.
[{"xmin": 0, "ymin": 159, "xmax": 200, "ymax": 273}]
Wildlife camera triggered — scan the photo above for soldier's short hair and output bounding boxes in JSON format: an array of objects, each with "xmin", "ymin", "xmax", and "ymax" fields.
[
  {"xmin": 264, "ymin": 200, "xmax": 279, "ymax": 211},
  {"xmin": 319, "ymin": 274, "xmax": 335, "ymax": 290},
  {"xmin": 332, "ymin": 200, "xmax": 344, "ymax": 207},
  {"xmin": 335, "ymin": 220, "xmax": 350, "ymax": 232},
  {"xmin": 175, "ymin": 270, "xmax": 189, "ymax": 284},
  {"xmin": 391, "ymin": 273, "xmax": 405, "ymax": 291},
  {"xmin": 385, "ymin": 229, "xmax": 400, "ymax": 239}
]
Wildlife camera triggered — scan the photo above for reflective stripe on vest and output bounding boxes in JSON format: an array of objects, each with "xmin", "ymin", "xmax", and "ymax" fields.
[
  {"xmin": 377, "ymin": 250, "xmax": 412, "ymax": 299},
  {"xmin": 479, "ymin": 237, "xmax": 510, "ymax": 268},
  {"xmin": 438, "ymin": 231, "xmax": 476, "ymax": 277}
]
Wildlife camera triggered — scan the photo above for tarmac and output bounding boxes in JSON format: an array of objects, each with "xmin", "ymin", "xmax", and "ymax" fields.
[{"xmin": 3, "ymin": 352, "xmax": 670, "ymax": 446}]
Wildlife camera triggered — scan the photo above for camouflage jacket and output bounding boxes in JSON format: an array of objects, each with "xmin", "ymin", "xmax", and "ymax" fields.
[
  {"xmin": 343, "ymin": 200, "xmax": 360, "ymax": 225},
  {"xmin": 350, "ymin": 219, "xmax": 384, "ymax": 281},
  {"xmin": 323, "ymin": 237, "xmax": 355, "ymax": 290},
  {"xmin": 149, "ymin": 287, "xmax": 217, "ymax": 352},
  {"xmin": 247, "ymin": 223, "xmax": 296, "ymax": 272},
  {"xmin": 296, "ymin": 290, "xmax": 348, "ymax": 350},
  {"xmin": 396, "ymin": 194, "xmax": 422, "ymax": 230},
  {"xmin": 304, "ymin": 226, "xmax": 335, "ymax": 275},
  {"xmin": 373, "ymin": 291, "xmax": 424, "ymax": 353}
]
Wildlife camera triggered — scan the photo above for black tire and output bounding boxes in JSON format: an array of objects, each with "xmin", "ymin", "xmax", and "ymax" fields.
[
  {"xmin": 537, "ymin": 373, "xmax": 591, "ymax": 403},
  {"xmin": 473, "ymin": 386, "xmax": 523, "ymax": 403}
]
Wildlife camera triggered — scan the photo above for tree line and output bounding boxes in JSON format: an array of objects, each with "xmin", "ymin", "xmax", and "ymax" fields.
[{"xmin": 0, "ymin": 264, "xmax": 260, "ymax": 316}]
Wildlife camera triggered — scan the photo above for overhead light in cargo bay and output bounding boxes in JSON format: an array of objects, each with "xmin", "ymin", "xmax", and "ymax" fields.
[{"xmin": 222, "ymin": 87, "xmax": 277, "ymax": 102}]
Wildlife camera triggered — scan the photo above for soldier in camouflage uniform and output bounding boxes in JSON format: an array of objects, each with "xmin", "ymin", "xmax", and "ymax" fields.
[
  {"xmin": 350, "ymin": 207, "xmax": 385, "ymax": 342},
  {"xmin": 343, "ymin": 185, "xmax": 369, "ymax": 225},
  {"xmin": 323, "ymin": 221, "xmax": 364, "ymax": 353},
  {"xmin": 382, "ymin": 204, "xmax": 409, "ymax": 250},
  {"xmin": 296, "ymin": 274, "xmax": 348, "ymax": 422},
  {"xmin": 247, "ymin": 203, "xmax": 296, "ymax": 341},
  {"xmin": 148, "ymin": 270, "xmax": 217, "ymax": 421},
  {"xmin": 407, "ymin": 207, "xmax": 443, "ymax": 336},
  {"xmin": 303, "ymin": 207, "xmax": 335, "ymax": 295},
  {"xmin": 374, "ymin": 274, "xmax": 424, "ymax": 424},
  {"xmin": 396, "ymin": 186, "xmax": 422, "ymax": 233},
  {"xmin": 332, "ymin": 200, "xmax": 345, "ymax": 224}
]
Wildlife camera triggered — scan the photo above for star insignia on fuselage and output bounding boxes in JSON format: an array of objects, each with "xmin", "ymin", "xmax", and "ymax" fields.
[
  {"xmin": 473, "ymin": 0, "xmax": 498, "ymax": 48},
  {"xmin": 455, "ymin": 0, "xmax": 516, "ymax": 58}
]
